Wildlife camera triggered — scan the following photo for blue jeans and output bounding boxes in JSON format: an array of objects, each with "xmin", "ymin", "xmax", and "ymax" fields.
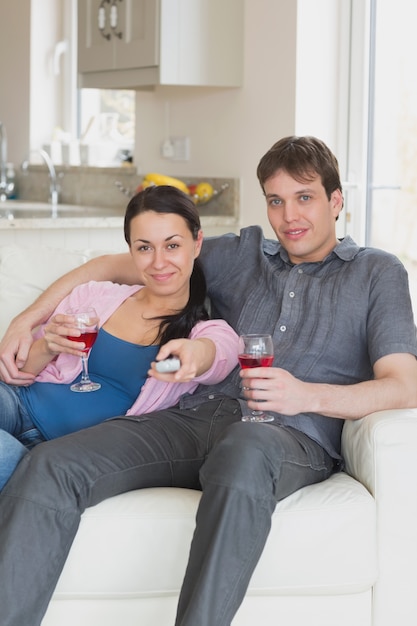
[
  {"xmin": 0, "ymin": 381, "xmax": 45, "ymax": 490},
  {"xmin": 0, "ymin": 397, "xmax": 335, "ymax": 626}
]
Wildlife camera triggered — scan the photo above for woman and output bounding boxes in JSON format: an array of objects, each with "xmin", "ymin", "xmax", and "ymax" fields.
[{"xmin": 0, "ymin": 185, "xmax": 239, "ymax": 489}]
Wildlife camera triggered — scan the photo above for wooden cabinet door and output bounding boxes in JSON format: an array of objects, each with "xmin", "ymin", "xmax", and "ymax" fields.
[
  {"xmin": 114, "ymin": 0, "xmax": 160, "ymax": 71},
  {"xmin": 78, "ymin": 0, "xmax": 115, "ymax": 73}
]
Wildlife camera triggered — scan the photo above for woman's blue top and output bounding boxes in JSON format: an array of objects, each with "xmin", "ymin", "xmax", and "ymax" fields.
[{"xmin": 20, "ymin": 328, "xmax": 159, "ymax": 440}]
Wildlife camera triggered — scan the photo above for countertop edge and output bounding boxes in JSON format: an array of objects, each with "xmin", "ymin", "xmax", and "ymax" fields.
[{"xmin": 0, "ymin": 215, "xmax": 239, "ymax": 230}]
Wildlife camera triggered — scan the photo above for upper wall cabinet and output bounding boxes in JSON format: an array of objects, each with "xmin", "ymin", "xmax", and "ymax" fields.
[{"xmin": 78, "ymin": 0, "xmax": 243, "ymax": 89}]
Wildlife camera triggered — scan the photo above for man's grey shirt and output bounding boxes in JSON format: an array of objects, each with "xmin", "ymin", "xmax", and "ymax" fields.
[{"xmin": 180, "ymin": 225, "xmax": 417, "ymax": 460}]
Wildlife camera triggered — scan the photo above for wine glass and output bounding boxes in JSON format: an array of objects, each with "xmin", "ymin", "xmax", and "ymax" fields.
[
  {"xmin": 238, "ymin": 334, "xmax": 275, "ymax": 422},
  {"xmin": 66, "ymin": 307, "xmax": 101, "ymax": 393}
]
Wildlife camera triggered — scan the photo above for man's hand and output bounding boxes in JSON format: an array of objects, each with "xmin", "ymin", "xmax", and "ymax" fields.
[
  {"xmin": 0, "ymin": 317, "xmax": 36, "ymax": 385},
  {"xmin": 240, "ymin": 367, "xmax": 308, "ymax": 416}
]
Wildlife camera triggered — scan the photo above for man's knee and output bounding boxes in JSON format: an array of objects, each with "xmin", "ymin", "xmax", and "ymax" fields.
[{"xmin": 201, "ymin": 422, "xmax": 275, "ymax": 495}]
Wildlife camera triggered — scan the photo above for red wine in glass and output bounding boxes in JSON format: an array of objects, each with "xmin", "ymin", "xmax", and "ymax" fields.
[
  {"xmin": 238, "ymin": 334, "xmax": 275, "ymax": 422},
  {"xmin": 67, "ymin": 330, "xmax": 98, "ymax": 353},
  {"xmin": 66, "ymin": 307, "xmax": 101, "ymax": 392},
  {"xmin": 238, "ymin": 354, "xmax": 274, "ymax": 369}
]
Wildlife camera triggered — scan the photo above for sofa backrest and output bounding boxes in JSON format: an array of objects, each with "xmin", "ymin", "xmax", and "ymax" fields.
[{"xmin": 0, "ymin": 245, "xmax": 108, "ymax": 339}]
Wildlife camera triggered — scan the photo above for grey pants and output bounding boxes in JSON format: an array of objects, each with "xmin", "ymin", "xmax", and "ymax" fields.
[{"xmin": 0, "ymin": 397, "xmax": 335, "ymax": 626}]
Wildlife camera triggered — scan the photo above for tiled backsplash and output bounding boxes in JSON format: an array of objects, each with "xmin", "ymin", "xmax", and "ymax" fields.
[{"xmin": 16, "ymin": 165, "xmax": 239, "ymax": 218}]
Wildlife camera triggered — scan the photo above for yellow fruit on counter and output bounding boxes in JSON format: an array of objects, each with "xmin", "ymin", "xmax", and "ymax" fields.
[
  {"xmin": 143, "ymin": 173, "xmax": 189, "ymax": 194},
  {"xmin": 195, "ymin": 182, "xmax": 214, "ymax": 202}
]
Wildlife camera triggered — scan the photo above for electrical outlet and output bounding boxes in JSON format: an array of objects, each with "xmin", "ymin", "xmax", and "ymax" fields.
[
  {"xmin": 161, "ymin": 137, "xmax": 190, "ymax": 160},
  {"xmin": 172, "ymin": 137, "xmax": 190, "ymax": 161},
  {"xmin": 161, "ymin": 139, "xmax": 175, "ymax": 159}
]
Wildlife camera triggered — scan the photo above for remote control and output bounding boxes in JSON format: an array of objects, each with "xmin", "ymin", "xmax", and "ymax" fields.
[{"xmin": 155, "ymin": 357, "xmax": 181, "ymax": 373}]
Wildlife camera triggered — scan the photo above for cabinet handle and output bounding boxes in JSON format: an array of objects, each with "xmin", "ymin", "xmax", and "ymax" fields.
[
  {"xmin": 98, "ymin": 0, "xmax": 111, "ymax": 40},
  {"xmin": 110, "ymin": 0, "xmax": 123, "ymax": 39}
]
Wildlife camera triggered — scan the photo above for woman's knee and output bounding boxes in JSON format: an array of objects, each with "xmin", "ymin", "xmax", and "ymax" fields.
[
  {"xmin": 0, "ymin": 429, "xmax": 27, "ymax": 456},
  {"xmin": 0, "ymin": 430, "xmax": 29, "ymax": 490}
]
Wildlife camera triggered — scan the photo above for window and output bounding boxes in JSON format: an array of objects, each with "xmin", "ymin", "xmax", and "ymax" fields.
[
  {"xmin": 78, "ymin": 89, "xmax": 135, "ymax": 166},
  {"xmin": 346, "ymin": 0, "xmax": 417, "ymax": 311}
]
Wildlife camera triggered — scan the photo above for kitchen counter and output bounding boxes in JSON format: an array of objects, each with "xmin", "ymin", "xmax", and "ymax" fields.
[
  {"xmin": 0, "ymin": 201, "xmax": 239, "ymax": 251},
  {"xmin": 0, "ymin": 201, "xmax": 238, "ymax": 230},
  {"xmin": 1, "ymin": 169, "xmax": 240, "ymax": 251}
]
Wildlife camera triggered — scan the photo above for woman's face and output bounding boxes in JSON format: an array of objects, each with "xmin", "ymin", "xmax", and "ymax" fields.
[{"xmin": 129, "ymin": 210, "xmax": 203, "ymax": 299}]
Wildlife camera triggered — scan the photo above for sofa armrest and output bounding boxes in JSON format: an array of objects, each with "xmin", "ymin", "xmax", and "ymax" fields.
[{"xmin": 341, "ymin": 409, "xmax": 417, "ymax": 626}]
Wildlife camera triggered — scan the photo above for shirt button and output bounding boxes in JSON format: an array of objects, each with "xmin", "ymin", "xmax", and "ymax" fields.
[
  {"xmin": 298, "ymin": 268, "xmax": 303, "ymax": 274},
  {"xmin": 208, "ymin": 394, "xmax": 215, "ymax": 399},
  {"xmin": 289, "ymin": 291, "xmax": 295, "ymax": 298},
  {"xmin": 280, "ymin": 325, "xmax": 287, "ymax": 332}
]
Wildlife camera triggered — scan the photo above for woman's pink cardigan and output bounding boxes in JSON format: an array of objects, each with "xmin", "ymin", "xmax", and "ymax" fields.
[{"xmin": 34, "ymin": 281, "xmax": 239, "ymax": 416}]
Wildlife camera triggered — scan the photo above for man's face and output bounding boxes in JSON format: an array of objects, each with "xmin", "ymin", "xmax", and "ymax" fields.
[{"xmin": 264, "ymin": 169, "xmax": 343, "ymax": 264}]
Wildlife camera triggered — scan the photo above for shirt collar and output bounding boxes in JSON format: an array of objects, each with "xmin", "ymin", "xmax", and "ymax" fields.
[{"xmin": 263, "ymin": 235, "xmax": 361, "ymax": 265}]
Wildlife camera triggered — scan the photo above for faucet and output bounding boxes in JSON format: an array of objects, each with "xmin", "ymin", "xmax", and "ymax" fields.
[
  {"xmin": 22, "ymin": 149, "xmax": 60, "ymax": 205},
  {"xmin": 0, "ymin": 121, "xmax": 9, "ymax": 201}
]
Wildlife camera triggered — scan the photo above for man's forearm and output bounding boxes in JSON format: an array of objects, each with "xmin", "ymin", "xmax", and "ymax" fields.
[
  {"xmin": 245, "ymin": 354, "xmax": 417, "ymax": 420},
  {"xmin": 311, "ymin": 358, "xmax": 417, "ymax": 420},
  {"xmin": 0, "ymin": 252, "xmax": 135, "ymax": 383},
  {"xmin": 20, "ymin": 337, "xmax": 55, "ymax": 376}
]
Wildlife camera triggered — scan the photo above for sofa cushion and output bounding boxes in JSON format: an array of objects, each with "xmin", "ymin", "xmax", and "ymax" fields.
[{"xmin": 53, "ymin": 472, "xmax": 376, "ymax": 599}]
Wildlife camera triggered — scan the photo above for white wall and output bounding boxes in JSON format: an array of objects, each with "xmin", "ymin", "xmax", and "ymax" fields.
[
  {"xmin": 30, "ymin": 0, "xmax": 62, "ymax": 151},
  {"xmin": 0, "ymin": 0, "xmax": 31, "ymax": 164},
  {"xmin": 0, "ymin": 0, "xmax": 68, "ymax": 161}
]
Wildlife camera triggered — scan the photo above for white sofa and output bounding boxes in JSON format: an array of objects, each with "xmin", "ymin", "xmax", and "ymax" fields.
[{"xmin": 1, "ymin": 243, "xmax": 417, "ymax": 626}]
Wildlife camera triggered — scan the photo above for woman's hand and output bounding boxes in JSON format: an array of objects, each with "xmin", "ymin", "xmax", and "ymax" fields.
[
  {"xmin": 42, "ymin": 313, "xmax": 87, "ymax": 358},
  {"xmin": 20, "ymin": 314, "xmax": 89, "ymax": 376},
  {"xmin": 149, "ymin": 337, "xmax": 216, "ymax": 382}
]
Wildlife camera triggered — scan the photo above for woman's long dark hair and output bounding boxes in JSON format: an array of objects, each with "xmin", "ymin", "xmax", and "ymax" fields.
[{"xmin": 124, "ymin": 185, "xmax": 209, "ymax": 345}]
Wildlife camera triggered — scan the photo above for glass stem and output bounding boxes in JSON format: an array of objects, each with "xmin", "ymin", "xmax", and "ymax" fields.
[{"xmin": 80, "ymin": 354, "xmax": 91, "ymax": 383}]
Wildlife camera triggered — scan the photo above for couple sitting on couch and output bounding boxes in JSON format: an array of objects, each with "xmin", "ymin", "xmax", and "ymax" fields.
[{"xmin": 0, "ymin": 135, "xmax": 416, "ymax": 626}]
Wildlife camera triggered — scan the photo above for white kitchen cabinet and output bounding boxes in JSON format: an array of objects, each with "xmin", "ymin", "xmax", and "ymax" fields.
[
  {"xmin": 78, "ymin": 0, "xmax": 243, "ymax": 89},
  {"xmin": 78, "ymin": 0, "xmax": 158, "ymax": 77}
]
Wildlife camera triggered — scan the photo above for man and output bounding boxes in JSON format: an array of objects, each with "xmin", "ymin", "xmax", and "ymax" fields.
[{"xmin": 0, "ymin": 136, "xmax": 416, "ymax": 626}]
